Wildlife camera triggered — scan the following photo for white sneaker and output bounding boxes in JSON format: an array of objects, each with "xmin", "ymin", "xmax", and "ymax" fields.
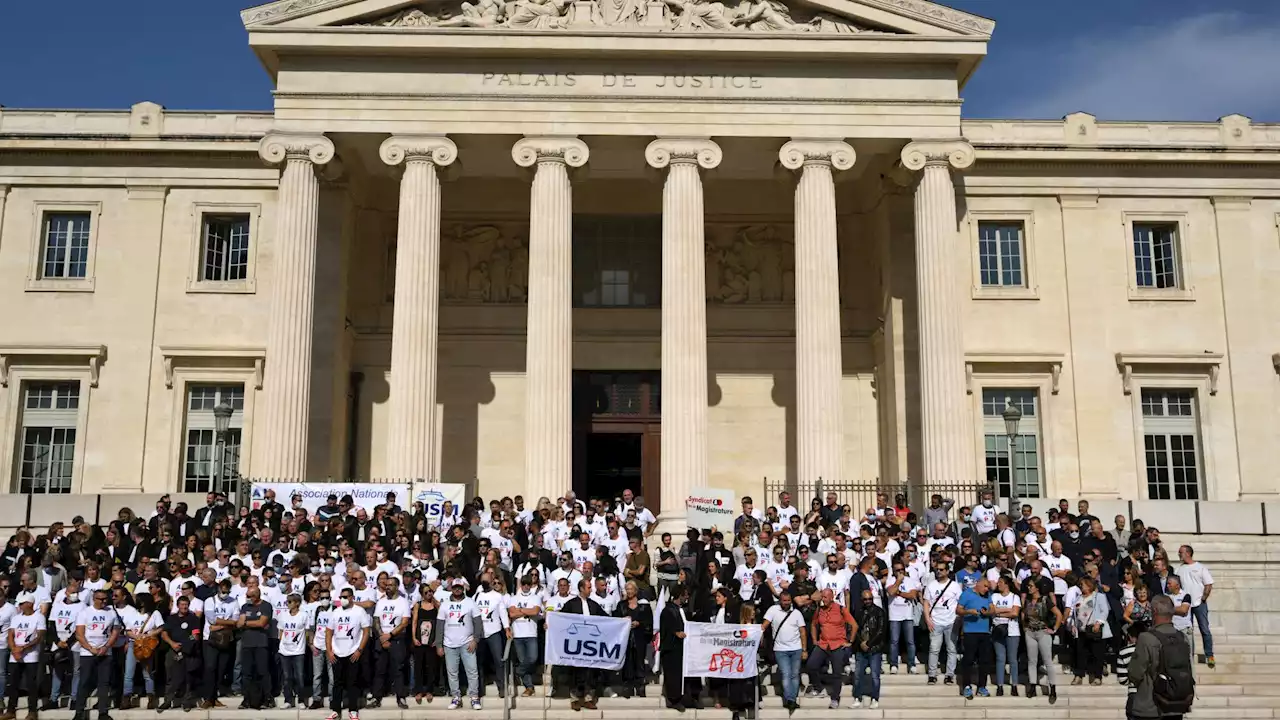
[
  {"xmin": 869, "ymin": 700, "xmax": 880, "ymax": 710},
  {"xmin": 350, "ymin": 712, "xmax": 360, "ymax": 720},
  {"xmin": 609, "ymin": 691, "xmax": 619, "ymax": 698},
  {"xmin": 471, "ymin": 699, "xmax": 483, "ymax": 711},
  {"xmin": 851, "ymin": 699, "xmax": 863, "ymax": 709},
  {"xmin": 889, "ymin": 666, "xmax": 898, "ymax": 675},
  {"xmin": 449, "ymin": 698, "xmax": 461, "ymax": 710},
  {"xmin": 324, "ymin": 713, "xmax": 340, "ymax": 720}
]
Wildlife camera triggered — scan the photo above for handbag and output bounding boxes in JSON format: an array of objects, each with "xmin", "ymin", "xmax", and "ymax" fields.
[
  {"xmin": 992, "ymin": 623, "xmax": 1009, "ymax": 642},
  {"xmin": 209, "ymin": 626, "xmax": 234, "ymax": 650},
  {"xmin": 132, "ymin": 634, "xmax": 159, "ymax": 662}
]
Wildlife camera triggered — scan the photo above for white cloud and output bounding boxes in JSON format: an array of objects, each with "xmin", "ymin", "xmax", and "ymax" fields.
[{"xmin": 1005, "ymin": 12, "xmax": 1280, "ymax": 121}]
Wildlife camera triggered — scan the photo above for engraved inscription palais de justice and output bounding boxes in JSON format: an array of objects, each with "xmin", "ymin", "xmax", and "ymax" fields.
[{"xmin": 480, "ymin": 72, "xmax": 764, "ymax": 89}]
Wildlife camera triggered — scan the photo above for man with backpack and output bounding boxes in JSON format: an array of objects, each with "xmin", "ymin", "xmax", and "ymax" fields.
[{"xmin": 1127, "ymin": 595, "xmax": 1195, "ymax": 720}]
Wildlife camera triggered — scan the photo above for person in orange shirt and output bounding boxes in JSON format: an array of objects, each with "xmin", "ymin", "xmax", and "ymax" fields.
[{"xmin": 805, "ymin": 588, "xmax": 858, "ymax": 708}]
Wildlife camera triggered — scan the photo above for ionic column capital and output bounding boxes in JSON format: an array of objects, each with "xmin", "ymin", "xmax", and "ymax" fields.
[
  {"xmin": 900, "ymin": 140, "xmax": 975, "ymax": 172},
  {"xmin": 258, "ymin": 133, "xmax": 335, "ymax": 166},
  {"xmin": 379, "ymin": 135, "xmax": 457, "ymax": 167},
  {"xmin": 512, "ymin": 136, "xmax": 589, "ymax": 169},
  {"xmin": 645, "ymin": 138, "xmax": 722, "ymax": 171},
  {"xmin": 779, "ymin": 139, "xmax": 855, "ymax": 172}
]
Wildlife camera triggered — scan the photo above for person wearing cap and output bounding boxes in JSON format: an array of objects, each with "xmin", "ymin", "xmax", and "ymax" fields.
[
  {"xmin": 434, "ymin": 579, "xmax": 483, "ymax": 711},
  {"xmin": 277, "ymin": 593, "xmax": 310, "ymax": 709},
  {"xmin": 327, "ymin": 588, "xmax": 371, "ymax": 720},
  {"xmin": 71, "ymin": 588, "xmax": 120, "ymax": 720},
  {"xmin": 371, "ymin": 576, "xmax": 411, "ymax": 709},
  {"xmin": 3, "ymin": 592, "xmax": 45, "ymax": 720},
  {"xmin": 46, "ymin": 574, "xmax": 83, "ymax": 711}
]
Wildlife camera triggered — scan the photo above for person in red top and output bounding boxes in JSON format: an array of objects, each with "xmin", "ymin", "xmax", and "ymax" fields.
[
  {"xmin": 805, "ymin": 589, "xmax": 858, "ymax": 708},
  {"xmin": 892, "ymin": 493, "xmax": 912, "ymax": 520}
]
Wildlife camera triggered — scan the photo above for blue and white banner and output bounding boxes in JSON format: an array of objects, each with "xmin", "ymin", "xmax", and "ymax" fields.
[
  {"xmin": 250, "ymin": 482, "xmax": 409, "ymax": 515},
  {"xmin": 682, "ymin": 622, "xmax": 763, "ymax": 679},
  {"xmin": 545, "ymin": 611, "xmax": 631, "ymax": 671},
  {"xmin": 411, "ymin": 483, "xmax": 468, "ymax": 527}
]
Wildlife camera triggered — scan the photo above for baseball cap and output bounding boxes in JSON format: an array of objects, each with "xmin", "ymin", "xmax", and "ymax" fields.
[
  {"xmin": 450, "ymin": 578, "xmax": 467, "ymax": 588},
  {"xmin": 16, "ymin": 592, "xmax": 35, "ymax": 606}
]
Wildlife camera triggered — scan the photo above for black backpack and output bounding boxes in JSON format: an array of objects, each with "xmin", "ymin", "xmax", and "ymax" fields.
[{"xmin": 1152, "ymin": 630, "xmax": 1195, "ymax": 714}]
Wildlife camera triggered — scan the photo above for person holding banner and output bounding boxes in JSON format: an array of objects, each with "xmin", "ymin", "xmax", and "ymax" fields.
[
  {"xmin": 659, "ymin": 586, "xmax": 700, "ymax": 711},
  {"xmin": 559, "ymin": 580, "xmax": 607, "ymax": 710}
]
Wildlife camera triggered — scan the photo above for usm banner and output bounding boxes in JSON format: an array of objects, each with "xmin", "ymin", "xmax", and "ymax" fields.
[
  {"xmin": 682, "ymin": 622, "xmax": 763, "ymax": 679},
  {"xmin": 250, "ymin": 482, "xmax": 410, "ymax": 514},
  {"xmin": 545, "ymin": 611, "xmax": 631, "ymax": 671},
  {"xmin": 411, "ymin": 483, "xmax": 468, "ymax": 526}
]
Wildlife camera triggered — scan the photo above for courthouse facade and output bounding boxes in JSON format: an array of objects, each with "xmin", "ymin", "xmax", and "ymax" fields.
[{"xmin": 1, "ymin": 0, "xmax": 1279, "ymax": 523}]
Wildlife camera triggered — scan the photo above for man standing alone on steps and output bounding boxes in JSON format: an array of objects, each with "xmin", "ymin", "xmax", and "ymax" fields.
[{"xmin": 1175, "ymin": 545, "xmax": 1214, "ymax": 669}]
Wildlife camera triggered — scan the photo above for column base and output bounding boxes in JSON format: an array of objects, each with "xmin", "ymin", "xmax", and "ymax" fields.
[{"xmin": 651, "ymin": 513, "xmax": 690, "ymax": 541}]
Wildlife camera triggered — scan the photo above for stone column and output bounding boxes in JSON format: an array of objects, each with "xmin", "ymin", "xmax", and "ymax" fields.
[
  {"xmin": 380, "ymin": 135, "xmax": 458, "ymax": 481},
  {"xmin": 255, "ymin": 133, "xmax": 335, "ymax": 480},
  {"xmin": 779, "ymin": 140, "xmax": 855, "ymax": 486},
  {"xmin": 646, "ymin": 138, "xmax": 721, "ymax": 525},
  {"xmin": 900, "ymin": 140, "xmax": 976, "ymax": 486},
  {"xmin": 513, "ymin": 137, "xmax": 589, "ymax": 505}
]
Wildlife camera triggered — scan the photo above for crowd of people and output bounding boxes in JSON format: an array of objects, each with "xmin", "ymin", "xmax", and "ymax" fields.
[{"xmin": 0, "ymin": 486, "xmax": 1214, "ymax": 720}]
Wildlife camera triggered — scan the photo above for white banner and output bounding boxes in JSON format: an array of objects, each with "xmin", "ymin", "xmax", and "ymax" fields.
[
  {"xmin": 686, "ymin": 487, "xmax": 736, "ymax": 533},
  {"xmin": 411, "ymin": 483, "xmax": 468, "ymax": 527},
  {"xmin": 682, "ymin": 622, "xmax": 763, "ymax": 679},
  {"xmin": 250, "ymin": 482, "xmax": 410, "ymax": 515},
  {"xmin": 544, "ymin": 611, "xmax": 631, "ymax": 671}
]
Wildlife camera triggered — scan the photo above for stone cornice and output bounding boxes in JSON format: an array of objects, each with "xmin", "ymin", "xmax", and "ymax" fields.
[
  {"xmin": 900, "ymin": 139, "xmax": 974, "ymax": 171},
  {"xmin": 645, "ymin": 138, "xmax": 722, "ymax": 171},
  {"xmin": 258, "ymin": 133, "xmax": 336, "ymax": 165},
  {"xmin": 379, "ymin": 135, "xmax": 458, "ymax": 166},
  {"xmin": 778, "ymin": 139, "xmax": 855, "ymax": 171},
  {"xmin": 862, "ymin": 0, "xmax": 993, "ymax": 35},
  {"xmin": 511, "ymin": 136, "xmax": 589, "ymax": 168}
]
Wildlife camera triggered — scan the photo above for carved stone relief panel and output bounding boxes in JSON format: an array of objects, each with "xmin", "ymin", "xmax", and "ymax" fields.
[
  {"xmin": 706, "ymin": 223, "xmax": 795, "ymax": 304},
  {"xmin": 440, "ymin": 221, "xmax": 530, "ymax": 303}
]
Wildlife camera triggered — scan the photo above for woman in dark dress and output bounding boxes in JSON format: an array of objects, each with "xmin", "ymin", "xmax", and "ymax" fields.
[
  {"xmin": 614, "ymin": 581, "xmax": 654, "ymax": 698},
  {"xmin": 412, "ymin": 590, "xmax": 442, "ymax": 702}
]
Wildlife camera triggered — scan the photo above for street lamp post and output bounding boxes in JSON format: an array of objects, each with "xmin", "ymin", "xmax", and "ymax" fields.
[
  {"xmin": 1002, "ymin": 396, "xmax": 1022, "ymax": 517},
  {"xmin": 213, "ymin": 401, "xmax": 233, "ymax": 495}
]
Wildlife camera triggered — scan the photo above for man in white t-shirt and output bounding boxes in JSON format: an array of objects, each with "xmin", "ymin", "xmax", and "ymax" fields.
[
  {"xmin": 74, "ymin": 587, "xmax": 122, "ymax": 719},
  {"xmin": 326, "ymin": 588, "xmax": 371, "ymax": 720},
  {"xmin": 372, "ymin": 578, "xmax": 412, "ymax": 707},
  {"xmin": 971, "ymin": 491, "xmax": 998, "ymax": 541},
  {"xmin": 435, "ymin": 580, "xmax": 484, "ymax": 710},
  {"xmin": 922, "ymin": 565, "xmax": 963, "ymax": 684},
  {"xmin": 1164, "ymin": 576, "xmax": 1195, "ymax": 664},
  {"xmin": 885, "ymin": 562, "xmax": 920, "ymax": 674},
  {"xmin": 1176, "ymin": 544, "xmax": 1215, "ymax": 668},
  {"xmin": 7, "ymin": 594, "xmax": 46, "ymax": 717},
  {"xmin": 816, "ymin": 555, "xmax": 851, "ymax": 607},
  {"xmin": 508, "ymin": 575, "xmax": 545, "ymax": 697},
  {"xmin": 762, "ymin": 591, "xmax": 807, "ymax": 710},
  {"xmin": 1043, "ymin": 542, "xmax": 1073, "ymax": 598}
]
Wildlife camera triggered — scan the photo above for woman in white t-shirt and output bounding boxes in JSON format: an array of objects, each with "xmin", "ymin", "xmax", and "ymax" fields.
[
  {"xmin": 120, "ymin": 592, "xmax": 164, "ymax": 707},
  {"xmin": 473, "ymin": 574, "xmax": 512, "ymax": 700},
  {"xmin": 278, "ymin": 593, "xmax": 311, "ymax": 708},
  {"xmin": 885, "ymin": 562, "xmax": 920, "ymax": 674},
  {"xmin": 306, "ymin": 582, "xmax": 332, "ymax": 710},
  {"xmin": 990, "ymin": 575, "xmax": 1022, "ymax": 695}
]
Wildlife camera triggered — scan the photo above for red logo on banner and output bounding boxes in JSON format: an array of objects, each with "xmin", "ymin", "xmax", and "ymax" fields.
[{"xmin": 708, "ymin": 648, "xmax": 745, "ymax": 673}]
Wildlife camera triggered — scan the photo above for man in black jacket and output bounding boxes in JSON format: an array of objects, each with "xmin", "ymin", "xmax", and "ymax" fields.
[
  {"xmin": 852, "ymin": 590, "xmax": 887, "ymax": 709},
  {"xmin": 559, "ymin": 580, "xmax": 607, "ymax": 710},
  {"xmin": 193, "ymin": 493, "xmax": 232, "ymax": 530}
]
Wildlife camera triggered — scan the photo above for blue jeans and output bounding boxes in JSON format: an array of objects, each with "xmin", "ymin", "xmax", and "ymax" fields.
[
  {"xmin": 123, "ymin": 644, "xmax": 155, "ymax": 695},
  {"xmin": 513, "ymin": 638, "xmax": 539, "ymax": 690},
  {"xmin": 774, "ymin": 650, "xmax": 801, "ymax": 703},
  {"xmin": 994, "ymin": 634, "xmax": 1020, "ymax": 686},
  {"xmin": 1191, "ymin": 603, "xmax": 1214, "ymax": 657},
  {"xmin": 854, "ymin": 652, "xmax": 882, "ymax": 701},
  {"xmin": 50, "ymin": 650, "xmax": 79, "ymax": 700},
  {"xmin": 0, "ymin": 648, "xmax": 9, "ymax": 698},
  {"xmin": 444, "ymin": 646, "xmax": 479, "ymax": 700},
  {"xmin": 889, "ymin": 619, "xmax": 916, "ymax": 669},
  {"xmin": 928, "ymin": 623, "xmax": 958, "ymax": 679}
]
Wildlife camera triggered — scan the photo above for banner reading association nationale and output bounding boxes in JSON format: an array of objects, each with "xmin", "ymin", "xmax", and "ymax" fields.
[
  {"xmin": 682, "ymin": 622, "xmax": 763, "ymax": 679},
  {"xmin": 544, "ymin": 611, "xmax": 631, "ymax": 671}
]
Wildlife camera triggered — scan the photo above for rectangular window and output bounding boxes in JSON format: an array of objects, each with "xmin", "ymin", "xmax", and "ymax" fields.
[
  {"xmin": 1141, "ymin": 388, "xmax": 1201, "ymax": 500},
  {"xmin": 200, "ymin": 214, "xmax": 251, "ymax": 282},
  {"xmin": 573, "ymin": 216, "xmax": 661, "ymax": 308},
  {"xmin": 982, "ymin": 388, "xmax": 1042, "ymax": 499},
  {"xmin": 16, "ymin": 381, "xmax": 80, "ymax": 494},
  {"xmin": 40, "ymin": 213, "xmax": 91, "ymax": 280},
  {"xmin": 181, "ymin": 384, "xmax": 244, "ymax": 495},
  {"xmin": 977, "ymin": 221, "xmax": 1025, "ymax": 288},
  {"xmin": 1133, "ymin": 223, "xmax": 1180, "ymax": 289}
]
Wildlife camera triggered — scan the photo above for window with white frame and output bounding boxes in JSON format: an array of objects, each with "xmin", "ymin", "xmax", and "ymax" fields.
[
  {"xmin": 1133, "ymin": 222, "xmax": 1181, "ymax": 289},
  {"xmin": 199, "ymin": 214, "xmax": 251, "ymax": 282},
  {"xmin": 977, "ymin": 221, "xmax": 1025, "ymax": 288},
  {"xmin": 39, "ymin": 212, "xmax": 92, "ymax": 280},
  {"xmin": 982, "ymin": 389, "xmax": 1042, "ymax": 499},
  {"xmin": 182, "ymin": 384, "xmax": 244, "ymax": 494},
  {"xmin": 16, "ymin": 381, "xmax": 80, "ymax": 494},
  {"xmin": 1141, "ymin": 388, "xmax": 1202, "ymax": 500}
]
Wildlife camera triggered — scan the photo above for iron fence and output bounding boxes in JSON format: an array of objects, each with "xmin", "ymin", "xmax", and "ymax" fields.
[{"xmin": 760, "ymin": 478, "xmax": 994, "ymax": 523}]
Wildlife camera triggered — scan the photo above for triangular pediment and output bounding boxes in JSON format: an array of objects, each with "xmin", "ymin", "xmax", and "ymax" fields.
[{"xmin": 242, "ymin": 0, "xmax": 993, "ymax": 36}]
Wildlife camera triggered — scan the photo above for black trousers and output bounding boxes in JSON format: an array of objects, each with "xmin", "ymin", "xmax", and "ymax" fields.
[
  {"xmin": 961, "ymin": 633, "xmax": 994, "ymax": 690},
  {"xmin": 241, "ymin": 646, "xmax": 269, "ymax": 708},
  {"xmin": 74, "ymin": 654, "xmax": 113, "ymax": 717},
  {"xmin": 660, "ymin": 649, "xmax": 698, "ymax": 707},
  {"xmin": 164, "ymin": 649, "xmax": 201, "ymax": 708},
  {"xmin": 201, "ymin": 644, "xmax": 234, "ymax": 703},
  {"xmin": 330, "ymin": 656, "xmax": 362, "ymax": 713},
  {"xmin": 7, "ymin": 661, "xmax": 42, "ymax": 714},
  {"xmin": 1075, "ymin": 635, "xmax": 1106, "ymax": 680},
  {"xmin": 413, "ymin": 643, "xmax": 441, "ymax": 695},
  {"xmin": 373, "ymin": 639, "xmax": 408, "ymax": 699}
]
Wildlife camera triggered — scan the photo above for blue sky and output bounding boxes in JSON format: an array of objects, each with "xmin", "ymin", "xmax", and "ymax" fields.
[{"xmin": 1, "ymin": 0, "xmax": 1278, "ymax": 121}]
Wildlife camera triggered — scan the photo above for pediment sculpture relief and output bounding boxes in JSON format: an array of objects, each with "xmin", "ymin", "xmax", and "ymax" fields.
[
  {"xmin": 440, "ymin": 223, "xmax": 530, "ymax": 303},
  {"xmin": 707, "ymin": 224, "xmax": 795, "ymax": 304},
  {"xmin": 354, "ymin": 0, "xmax": 882, "ymax": 33}
]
